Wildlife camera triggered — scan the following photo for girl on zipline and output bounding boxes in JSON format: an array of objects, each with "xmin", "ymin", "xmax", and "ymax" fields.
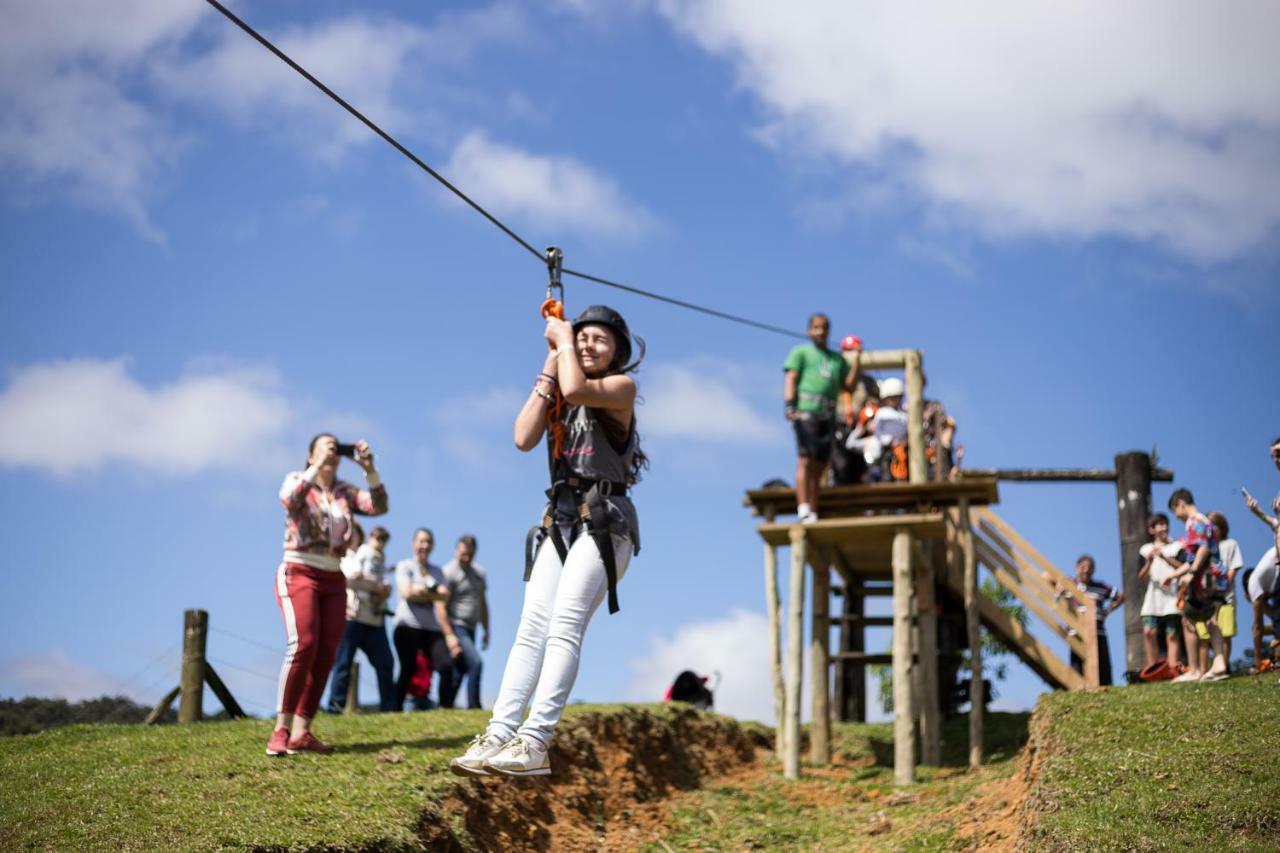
[
  {"xmin": 268, "ymin": 435, "xmax": 387, "ymax": 756},
  {"xmin": 451, "ymin": 305, "xmax": 645, "ymax": 777}
]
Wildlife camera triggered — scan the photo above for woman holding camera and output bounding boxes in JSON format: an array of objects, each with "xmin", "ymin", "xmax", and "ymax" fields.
[{"xmin": 268, "ymin": 435, "xmax": 387, "ymax": 756}]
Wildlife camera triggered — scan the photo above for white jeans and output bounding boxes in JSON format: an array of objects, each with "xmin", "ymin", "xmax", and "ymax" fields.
[{"xmin": 487, "ymin": 528, "xmax": 631, "ymax": 747}]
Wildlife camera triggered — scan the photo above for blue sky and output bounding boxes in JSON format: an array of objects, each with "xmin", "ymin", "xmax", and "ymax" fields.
[{"xmin": 2, "ymin": 1, "xmax": 1278, "ymax": 723}]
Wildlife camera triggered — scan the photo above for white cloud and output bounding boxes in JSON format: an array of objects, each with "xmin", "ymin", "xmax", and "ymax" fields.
[
  {"xmin": 443, "ymin": 131, "xmax": 658, "ymax": 239},
  {"xmin": 152, "ymin": 16, "xmax": 432, "ymax": 165},
  {"xmin": 640, "ymin": 358, "xmax": 782, "ymax": 445},
  {"xmin": 0, "ymin": 650, "xmax": 137, "ymax": 702},
  {"xmin": 655, "ymin": 1, "xmax": 1280, "ymax": 261},
  {"xmin": 0, "ymin": 358, "xmax": 295, "ymax": 477},
  {"xmin": 0, "ymin": 0, "xmax": 204, "ymax": 240},
  {"xmin": 0, "ymin": 2, "xmax": 523, "ymax": 236},
  {"xmin": 625, "ymin": 609, "xmax": 779, "ymax": 722}
]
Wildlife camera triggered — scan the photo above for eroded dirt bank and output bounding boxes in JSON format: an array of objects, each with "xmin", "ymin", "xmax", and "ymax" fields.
[{"xmin": 418, "ymin": 706, "xmax": 769, "ymax": 851}]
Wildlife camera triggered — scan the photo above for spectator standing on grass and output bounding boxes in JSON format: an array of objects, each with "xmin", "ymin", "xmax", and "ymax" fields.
[
  {"xmin": 326, "ymin": 525, "xmax": 396, "ymax": 714},
  {"xmin": 268, "ymin": 435, "xmax": 387, "ymax": 757},
  {"xmin": 784, "ymin": 313, "xmax": 854, "ymax": 522},
  {"xmin": 1138, "ymin": 513, "xmax": 1186, "ymax": 669},
  {"xmin": 1242, "ymin": 436, "xmax": 1280, "ymax": 554},
  {"xmin": 1063, "ymin": 555, "xmax": 1124, "ymax": 686},
  {"xmin": 1165, "ymin": 489, "xmax": 1229, "ymax": 683},
  {"xmin": 441, "ymin": 535, "xmax": 490, "ymax": 710},
  {"xmin": 1243, "ymin": 547, "xmax": 1280, "ymax": 670},
  {"xmin": 393, "ymin": 528, "xmax": 462, "ymax": 709},
  {"xmin": 1198, "ymin": 512, "xmax": 1242, "ymax": 674}
]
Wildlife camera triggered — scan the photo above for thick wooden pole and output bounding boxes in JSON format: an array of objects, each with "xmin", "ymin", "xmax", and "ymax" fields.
[
  {"xmin": 764, "ymin": 542, "xmax": 785, "ymax": 760},
  {"xmin": 344, "ymin": 660, "xmax": 361, "ymax": 715},
  {"xmin": 178, "ymin": 609, "xmax": 208, "ymax": 724},
  {"xmin": 784, "ymin": 527, "xmax": 808, "ymax": 779},
  {"xmin": 810, "ymin": 554, "xmax": 831, "ymax": 765},
  {"xmin": 1114, "ymin": 451, "xmax": 1153, "ymax": 682},
  {"xmin": 958, "ymin": 498, "xmax": 983, "ymax": 769},
  {"xmin": 892, "ymin": 528, "xmax": 915, "ymax": 785},
  {"xmin": 904, "ymin": 350, "xmax": 927, "ymax": 484},
  {"xmin": 916, "ymin": 550, "xmax": 941, "ymax": 767}
]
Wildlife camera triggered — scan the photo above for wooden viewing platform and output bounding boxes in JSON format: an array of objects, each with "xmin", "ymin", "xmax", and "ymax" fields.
[
  {"xmin": 749, "ymin": 478, "xmax": 1101, "ymax": 786},
  {"xmin": 740, "ymin": 346, "xmax": 1189, "ymax": 789}
]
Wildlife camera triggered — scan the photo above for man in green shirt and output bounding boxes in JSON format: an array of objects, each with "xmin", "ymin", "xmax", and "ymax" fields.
[{"xmin": 784, "ymin": 313, "xmax": 855, "ymax": 522}]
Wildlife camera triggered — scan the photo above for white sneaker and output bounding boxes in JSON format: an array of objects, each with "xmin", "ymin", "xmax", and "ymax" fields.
[
  {"xmin": 1200, "ymin": 670, "xmax": 1228, "ymax": 682},
  {"xmin": 801, "ymin": 512, "xmax": 819, "ymax": 525},
  {"xmin": 449, "ymin": 732, "xmax": 507, "ymax": 778},
  {"xmin": 482, "ymin": 735, "xmax": 551, "ymax": 778},
  {"xmin": 1172, "ymin": 671, "xmax": 1201, "ymax": 683}
]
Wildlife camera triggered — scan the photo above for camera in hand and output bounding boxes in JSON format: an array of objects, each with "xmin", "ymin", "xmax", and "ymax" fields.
[{"xmin": 335, "ymin": 442, "xmax": 357, "ymax": 458}]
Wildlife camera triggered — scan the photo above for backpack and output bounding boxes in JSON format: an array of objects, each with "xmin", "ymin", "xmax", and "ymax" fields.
[{"xmin": 667, "ymin": 670, "xmax": 714, "ymax": 710}]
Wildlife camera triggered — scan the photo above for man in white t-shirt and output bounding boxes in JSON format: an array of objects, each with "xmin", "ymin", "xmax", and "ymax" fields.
[
  {"xmin": 1244, "ymin": 547, "xmax": 1279, "ymax": 670},
  {"xmin": 1137, "ymin": 513, "xmax": 1187, "ymax": 668}
]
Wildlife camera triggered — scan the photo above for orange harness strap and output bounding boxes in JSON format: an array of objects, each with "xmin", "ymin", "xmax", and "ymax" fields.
[{"xmin": 541, "ymin": 245, "xmax": 568, "ymax": 461}]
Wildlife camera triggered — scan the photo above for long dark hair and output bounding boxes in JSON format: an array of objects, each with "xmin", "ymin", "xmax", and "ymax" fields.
[{"xmin": 611, "ymin": 331, "xmax": 649, "ymax": 485}]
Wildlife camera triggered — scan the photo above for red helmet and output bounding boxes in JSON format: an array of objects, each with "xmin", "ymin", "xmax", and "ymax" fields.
[{"xmin": 840, "ymin": 334, "xmax": 863, "ymax": 351}]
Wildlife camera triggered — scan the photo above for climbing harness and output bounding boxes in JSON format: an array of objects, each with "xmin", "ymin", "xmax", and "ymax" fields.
[{"xmin": 524, "ymin": 263, "xmax": 630, "ymax": 614}]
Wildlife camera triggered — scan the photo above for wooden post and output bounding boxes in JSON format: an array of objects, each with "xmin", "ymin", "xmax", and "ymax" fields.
[
  {"xmin": 904, "ymin": 350, "xmax": 927, "ymax": 485},
  {"xmin": 810, "ymin": 553, "xmax": 831, "ymax": 766},
  {"xmin": 204, "ymin": 664, "xmax": 247, "ymax": 719},
  {"xmin": 916, "ymin": 550, "xmax": 941, "ymax": 767},
  {"xmin": 145, "ymin": 686, "xmax": 181, "ymax": 726},
  {"xmin": 178, "ymin": 609, "xmax": 208, "ymax": 724},
  {"xmin": 764, "ymin": 541, "xmax": 785, "ymax": 761},
  {"xmin": 892, "ymin": 528, "xmax": 915, "ymax": 785},
  {"xmin": 1082, "ymin": 597, "xmax": 1101, "ymax": 689},
  {"xmin": 1114, "ymin": 452, "xmax": 1153, "ymax": 682},
  {"xmin": 958, "ymin": 498, "xmax": 983, "ymax": 769},
  {"xmin": 344, "ymin": 660, "xmax": 361, "ymax": 715},
  {"xmin": 784, "ymin": 527, "xmax": 807, "ymax": 780}
]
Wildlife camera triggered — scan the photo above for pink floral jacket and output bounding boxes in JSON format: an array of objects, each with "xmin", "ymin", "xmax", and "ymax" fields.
[{"xmin": 279, "ymin": 471, "xmax": 388, "ymax": 557}]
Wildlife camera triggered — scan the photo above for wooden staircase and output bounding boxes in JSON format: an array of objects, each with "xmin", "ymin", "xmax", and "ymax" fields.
[{"xmin": 941, "ymin": 507, "xmax": 1100, "ymax": 692}]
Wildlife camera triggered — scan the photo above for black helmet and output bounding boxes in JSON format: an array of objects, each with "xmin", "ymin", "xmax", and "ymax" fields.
[{"xmin": 572, "ymin": 304, "xmax": 633, "ymax": 369}]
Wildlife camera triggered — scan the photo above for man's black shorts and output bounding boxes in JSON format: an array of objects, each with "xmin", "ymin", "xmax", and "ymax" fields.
[{"xmin": 793, "ymin": 413, "xmax": 835, "ymax": 462}]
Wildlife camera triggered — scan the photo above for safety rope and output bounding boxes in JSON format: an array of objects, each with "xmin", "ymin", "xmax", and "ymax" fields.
[
  {"xmin": 541, "ymin": 247, "xmax": 568, "ymax": 459},
  {"xmin": 200, "ymin": 0, "xmax": 809, "ymax": 343}
]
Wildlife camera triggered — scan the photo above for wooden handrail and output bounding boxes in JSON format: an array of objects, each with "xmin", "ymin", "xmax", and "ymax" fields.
[
  {"xmin": 975, "ymin": 520, "xmax": 1089, "ymax": 632},
  {"xmin": 974, "ymin": 508, "xmax": 1079, "ymax": 595},
  {"xmin": 974, "ymin": 507, "xmax": 1100, "ymax": 690},
  {"xmin": 973, "ymin": 538, "xmax": 1087, "ymax": 657}
]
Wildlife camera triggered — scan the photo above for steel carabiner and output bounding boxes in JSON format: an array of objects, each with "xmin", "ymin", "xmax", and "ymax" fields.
[{"xmin": 541, "ymin": 246, "xmax": 565, "ymax": 320}]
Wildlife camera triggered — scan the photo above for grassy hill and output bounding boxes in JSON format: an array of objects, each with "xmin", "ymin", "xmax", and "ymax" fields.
[{"xmin": 1, "ymin": 676, "xmax": 1276, "ymax": 850}]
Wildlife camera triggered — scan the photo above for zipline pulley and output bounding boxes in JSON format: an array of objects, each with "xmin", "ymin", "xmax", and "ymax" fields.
[{"xmin": 541, "ymin": 246, "xmax": 565, "ymax": 320}]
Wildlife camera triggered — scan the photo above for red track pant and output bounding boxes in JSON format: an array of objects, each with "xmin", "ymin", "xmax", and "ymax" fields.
[{"xmin": 274, "ymin": 562, "xmax": 346, "ymax": 719}]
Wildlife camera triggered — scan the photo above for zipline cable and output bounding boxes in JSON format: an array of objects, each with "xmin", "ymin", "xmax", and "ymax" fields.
[
  {"xmin": 562, "ymin": 266, "xmax": 806, "ymax": 339},
  {"xmin": 201, "ymin": 0, "xmax": 808, "ymax": 342}
]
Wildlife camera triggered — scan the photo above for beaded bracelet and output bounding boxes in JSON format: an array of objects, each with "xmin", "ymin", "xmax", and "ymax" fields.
[{"xmin": 533, "ymin": 387, "xmax": 554, "ymax": 402}]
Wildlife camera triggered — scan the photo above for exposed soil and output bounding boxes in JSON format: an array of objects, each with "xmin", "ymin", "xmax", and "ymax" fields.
[
  {"xmin": 417, "ymin": 706, "xmax": 769, "ymax": 851},
  {"xmin": 417, "ymin": 707, "xmax": 1047, "ymax": 852}
]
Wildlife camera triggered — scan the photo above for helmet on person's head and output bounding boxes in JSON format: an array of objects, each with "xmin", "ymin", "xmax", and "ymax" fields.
[
  {"xmin": 840, "ymin": 334, "xmax": 863, "ymax": 352},
  {"xmin": 879, "ymin": 377, "xmax": 905, "ymax": 398},
  {"xmin": 572, "ymin": 304, "xmax": 633, "ymax": 369}
]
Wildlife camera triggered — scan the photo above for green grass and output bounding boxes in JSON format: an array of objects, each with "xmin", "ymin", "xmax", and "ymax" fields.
[
  {"xmin": 1022, "ymin": 675, "xmax": 1280, "ymax": 851},
  {"xmin": 0, "ymin": 709, "xmax": 486, "ymax": 851},
  {"xmin": 651, "ymin": 711, "xmax": 1032, "ymax": 852}
]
